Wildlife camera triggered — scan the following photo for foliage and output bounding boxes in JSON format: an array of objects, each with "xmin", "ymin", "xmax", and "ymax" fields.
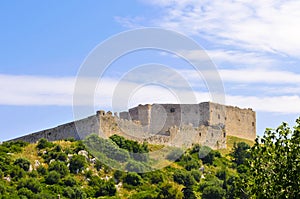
[
  {"xmin": 69, "ymin": 155, "xmax": 86, "ymax": 174},
  {"xmin": 110, "ymin": 134, "xmax": 149, "ymax": 162},
  {"xmin": 202, "ymin": 186, "xmax": 225, "ymax": 199},
  {"xmin": 36, "ymin": 138, "xmax": 54, "ymax": 150},
  {"xmin": 14, "ymin": 158, "xmax": 30, "ymax": 171},
  {"xmin": 198, "ymin": 146, "xmax": 215, "ymax": 165},
  {"xmin": 157, "ymin": 182, "xmax": 183, "ymax": 199},
  {"xmin": 45, "ymin": 171, "xmax": 61, "ymax": 184},
  {"xmin": 123, "ymin": 172, "xmax": 143, "ymax": 186},
  {"xmin": 173, "ymin": 170, "xmax": 195, "ymax": 187},
  {"xmin": 48, "ymin": 161, "xmax": 69, "ymax": 177},
  {"xmin": 1, "ymin": 120, "xmax": 298, "ymax": 199},
  {"xmin": 247, "ymin": 119, "xmax": 300, "ymax": 198},
  {"xmin": 230, "ymin": 142, "xmax": 250, "ymax": 167}
]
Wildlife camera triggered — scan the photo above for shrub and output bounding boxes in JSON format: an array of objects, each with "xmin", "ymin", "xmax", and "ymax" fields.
[
  {"xmin": 48, "ymin": 161, "xmax": 69, "ymax": 177},
  {"xmin": 45, "ymin": 171, "xmax": 61, "ymax": 185},
  {"xmin": 123, "ymin": 172, "xmax": 142, "ymax": 186},
  {"xmin": 191, "ymin": 169, "xmax": 201, "ymax": 182},
  {"xmin": 113, "ymin": 170, "xmax": 124, "ymax": 183},
  {"xmin": 202, "ymin": 186, "xmax": 225, "ymax": 199},
  {"xmin": 14, "ymin": 158, "xmax": 31, "ymax": 171},
  {"xmin": 69, "ymin": 155, "xmax": 86, "ymax": 174},
  {"xmin": 18, "ymin": 178, "xmax": 41, "ymax": 193},
  {"xmin": 173, "ymin": 170, "xmax": 195, "ymax": 187},
  {"xmin": 37, "ymin": 138, "xmax": 54, "ymax": 150},
  {"xmin": 157, "ymin": 182, "xmax": 183, "ymax": 199},
  {"xmin": 9, "ymin": 165, "xmax": 26, "ymax": 179},
  {"xmin": 63, "ymin": 176, "xmax": 77, "ymax": 187},
  {"xmin": 37, "ymin": 166, "xmax": 47, "ymax": 175}
]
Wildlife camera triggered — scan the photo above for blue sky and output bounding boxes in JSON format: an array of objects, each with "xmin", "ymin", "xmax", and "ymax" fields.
[{"xmin": 1, "ymin": 0, "xmax": 300, "ymax": 141}]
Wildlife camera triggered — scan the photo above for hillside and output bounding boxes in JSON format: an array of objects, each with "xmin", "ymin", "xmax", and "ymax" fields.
[
  {"xmin": 1, "ymin": 123, "xmax": 298, "ymax": 199},
  {"xmin": 0, "ymin": 134, "xmax": 246, "ymax": 199}
]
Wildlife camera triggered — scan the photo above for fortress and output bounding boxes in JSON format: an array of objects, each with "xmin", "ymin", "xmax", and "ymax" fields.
[{"xmin": 8, "ymin": 102, "xmax": 256, "ymax": 149}]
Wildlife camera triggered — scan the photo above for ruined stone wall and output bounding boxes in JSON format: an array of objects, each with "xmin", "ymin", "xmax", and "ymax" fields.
[
  {"xmin": 9, "ymin": 114, "xmax": 101, "ymax": 143},
  {"xmin": 8, "ymin": 122, "xmax": 79, "ymax": 143},
  {"xmin": 224, "ymin": 106, "xmax": 256, "ymax": 140},
  {"xmin": 129, "ymin": 104, "xmax": 151, "ymax": 126},
  {"xmin": 149, "ymin": 103, "xmax": 211, "ymax": 135},
  {"xmin": 8, "ymin": 102, "xmax": 255, "ymax": 149}
]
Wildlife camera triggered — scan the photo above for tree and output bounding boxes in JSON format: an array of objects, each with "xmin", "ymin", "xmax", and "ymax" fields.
[
  {"xmin": 247, "ymin": 119, "xmax": 300, "ymax": 198},
  {"xmin": 230, "ymin": 142, "xmax": 250, "ymax": 167}
]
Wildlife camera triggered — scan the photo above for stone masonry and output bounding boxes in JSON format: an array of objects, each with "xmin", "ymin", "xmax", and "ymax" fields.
[{"xmin": 7, "ymin": 102, "xmax": 256, "ymax": 149}]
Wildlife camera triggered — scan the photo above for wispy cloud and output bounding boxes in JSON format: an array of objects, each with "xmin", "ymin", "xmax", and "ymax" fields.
[
  {"xmin": 1, "ymin": 73, "xmax": 300, "ymax": 114},
  {"xmin": 138, "ymin": 0, "xmax": 300, "ymax": 57}
]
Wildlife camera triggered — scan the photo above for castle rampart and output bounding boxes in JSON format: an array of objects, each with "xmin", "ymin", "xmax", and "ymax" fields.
[{"xmin": 7, "ymin": 102, "xmax": 256, "ymax": 149}]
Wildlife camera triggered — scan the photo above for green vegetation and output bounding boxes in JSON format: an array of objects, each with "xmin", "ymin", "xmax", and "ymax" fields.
[{"xmin": 0, "ymin": 118, "xmax": 299, "ymax": 198}]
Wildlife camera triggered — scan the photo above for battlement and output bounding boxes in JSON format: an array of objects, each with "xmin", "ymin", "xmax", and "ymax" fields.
[{"xmin": 7, "ymin": 102, "xmax": 256, "ymax": 149}]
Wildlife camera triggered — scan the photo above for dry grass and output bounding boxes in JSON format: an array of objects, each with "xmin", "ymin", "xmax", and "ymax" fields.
[{"xmin": 218, "ymin": 135, "xmax": 255, "ymax": 155}]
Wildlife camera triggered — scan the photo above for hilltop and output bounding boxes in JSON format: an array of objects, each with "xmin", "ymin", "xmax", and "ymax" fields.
[{"xmin": 0, "ymin": 134, "xmax": 250, "ymax": 199}]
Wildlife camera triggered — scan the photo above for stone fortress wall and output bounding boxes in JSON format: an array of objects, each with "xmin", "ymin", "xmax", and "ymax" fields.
[{"xmin": 8, "ymin": 102, "xmax": 256, "ymax": 149}]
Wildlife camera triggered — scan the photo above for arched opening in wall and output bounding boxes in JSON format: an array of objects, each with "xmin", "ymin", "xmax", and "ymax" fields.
[
  {"xmin": 252, "ymin": 122, "xmax": 255, "ymax": 126},
  {"xmin": 211, "ymin": 133, "xmax": 213, "ymax": 137},
  {"xmin": 223, "ymin": 132, "xmax": 226, "ymax": 138},
  {"xmin": 199, "ymin": 132, "xmax": 201, "ymax": 137},
  {"xmin": 170, "ymin": 108, "xmax": 175, "ymax": 113}
]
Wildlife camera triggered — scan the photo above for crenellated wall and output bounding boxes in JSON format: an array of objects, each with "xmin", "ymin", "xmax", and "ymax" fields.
[{"xmin": 7, "ymin": 102, "xmax": 256, "ymax": 149}]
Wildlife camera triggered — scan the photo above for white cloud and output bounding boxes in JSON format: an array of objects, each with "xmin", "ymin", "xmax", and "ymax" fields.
[
  {"xmin": 180, "ymin": 68, "xmax": 300, "ymax": 85},
  {"xmin": 1, "ymin": 73, "xmax": 300, "ymax": 114},
  {"xmin": 138, "ymin": 0, "xmax": 300, "ymax": 57}
]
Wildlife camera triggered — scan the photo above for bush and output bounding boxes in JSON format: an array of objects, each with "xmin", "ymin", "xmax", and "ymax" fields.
[
  {"xmin": 88, "ymin": 176, "xmax": 116, "ymax": 197},
  {"xmin": 202, "ymin": 186, "xmax": 225, "ymax": 199},
  {"xmin": 56, "ymin": 152, "xmax": 68, "ymax": 161},
  {"xmin": 14, "ymin": 158, "xmax": 31, "ymax": 171},
  {"xmin": 123, "ymin": 172, "xmax": 142, "ymax": 186},
  {"xmin": 48, "ymin": 161, "xmax": 69, "ymax": 177},
  {"xmin": 63, "ymin": 187, "xmax": 86, "ymax": 199},
  {"xmin": 69, "ymin": 155, "xmax": 86, "ymax": 174},
  {"xmin": 148, "ymin": 171, "xmax": 164, "ymax": 184},
  {"xmin": 37, "ymin": 138, "xmax": 54, "ymax": 150},
  {"xmin": 173, "ymin": 170, "xmax": 195, "ymax": 187},
  {"xmin": 9, "ymin": 165, "xmax": 26, "ymax": 179},
  {"xmin": 191, "ymin": 170, "xmax": 201, "ymax": 182},
  {"xmin": 37, "ymin": 166, "xmax": 47, "ymax": 175},
  {"xmin": 94, "ymin": 179, "xmax": 116, "ymax": 197},
  {"xmin": 157, "ymin": 182, "xmax": 183, "ymax": 199},
  {"xmin": 45, "ymin": 171, "xmax": 61, "ymax": 185},
  {"xmin": 113, "ymin": 170, "xmax": 124, "ymax": 183},
  {"xmin": 63, "ymin": 176, "xmax": 77, "ymax": 187},
  {"xmin": 18, "ymin": 178, "xmax": 41, "ymax": 193}
]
